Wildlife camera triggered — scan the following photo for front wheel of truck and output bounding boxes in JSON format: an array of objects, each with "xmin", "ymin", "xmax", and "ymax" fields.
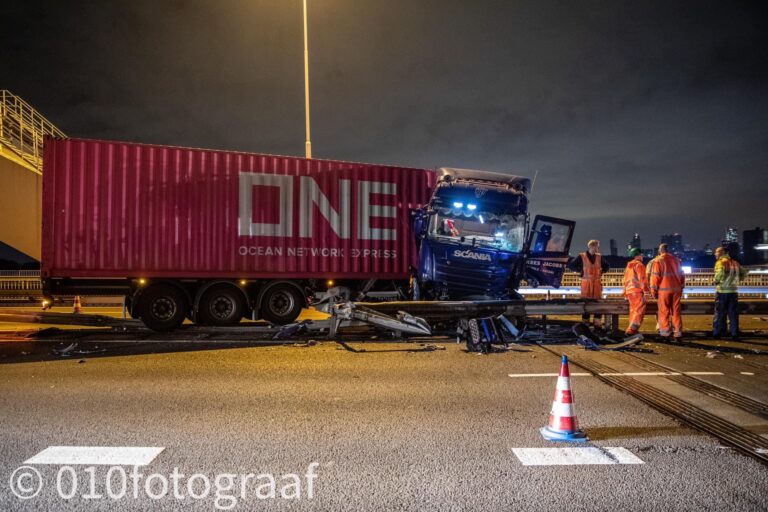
[{"xmin": 138, "ymin": 284, "xmax": 188, "ymax": 332}]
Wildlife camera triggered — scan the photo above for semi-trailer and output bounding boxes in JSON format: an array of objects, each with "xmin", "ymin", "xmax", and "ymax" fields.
[{"xmin": 41, "ymin": 137, "xmax": 574, "ymax": 331}]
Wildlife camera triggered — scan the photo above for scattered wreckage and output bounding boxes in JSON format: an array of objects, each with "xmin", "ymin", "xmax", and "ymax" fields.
[{"xmin": 272, "ymin": 287, "xmax": 645, "ymax": 353}]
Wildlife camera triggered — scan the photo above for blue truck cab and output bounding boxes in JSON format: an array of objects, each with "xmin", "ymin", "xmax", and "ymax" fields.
[{"xmin": 412, "ymin": 168, "xmax": 574, "ymax": 300}]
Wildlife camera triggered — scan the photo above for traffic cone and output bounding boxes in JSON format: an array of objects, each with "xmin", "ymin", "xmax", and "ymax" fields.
[
  {"xmin": 72, "ymin": 296, "xmax": 82, "ymax": 314},
  {"xmin": 540, "ymin": 355, "xmax": 588, "ymax": 442}
]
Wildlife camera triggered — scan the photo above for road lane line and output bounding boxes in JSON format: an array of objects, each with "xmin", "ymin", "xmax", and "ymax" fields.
[
  {"xmin": 508, "ymin": 373, "xmax": 592, "ymax": 377},
  {"xmin": 25, "ymin": 446, "xmax": 164, "ymax": 466},
  {"xmin": 600, "ymin": 372, "xmax": 680, "ymax": 376},
  {"xmin": 512, "ymin": 447, "xmax": 644, "ymax": 466},
  {"xmin": 740, "ymin": 372, "xmax": 755, "ymax": 376},
  {"xmin": 509, "ymin": 371, "xmax": 725, "ymax": 378}
]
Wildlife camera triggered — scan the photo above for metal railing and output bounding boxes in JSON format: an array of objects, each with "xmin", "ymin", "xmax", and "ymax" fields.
[
  {"xmin": 0, "ymin": 270, "xmax": 41, "ymax": 277},
  {"xmin": 0, "ymin": 278, "xmax": 41, "ymax": 292},
  {"xmin": 0, "ymin": 90, "xmax": 66, "ymax": 174},
  {"xmin": 1, "ymin": 270, "xmax": 768, "ymax": 300},
  {"xmin": 559, "ymin": 270, "xmax": 768, "ymax": 288}
]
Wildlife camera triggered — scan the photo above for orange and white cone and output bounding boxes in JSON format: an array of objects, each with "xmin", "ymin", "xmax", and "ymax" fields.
[
  {"xmin": 72, "ymin": 296, "xmax": 82, "ymax": 314},
  {"xmin": 540, "ymin": 355, "xmax": 588, "ymax": 442}
]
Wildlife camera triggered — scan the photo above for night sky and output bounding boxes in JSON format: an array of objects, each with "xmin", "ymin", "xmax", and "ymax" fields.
[{"xmin": 2, "ymin": 0, "xmax": 766, "ymax": 251}]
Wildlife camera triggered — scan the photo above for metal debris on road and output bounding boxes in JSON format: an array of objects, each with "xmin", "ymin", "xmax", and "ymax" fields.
[
  {"xmin": 53, "ymin": 342, "xmax": 77, "ymax": 356},
  {"xmin": 291, "ymin": 340, "xmax": 318, "ymax": 348},
  {"xmin": 419, "ymin": 343, "xmax": 446, "ymax": 351},
  {"xmin": 460, "ymin": 314, "xmax": 522, "ymax": 353},
  {"xmin": 313, "ymin": 295, "xmax": 432, "ymax": 338},
  {"xmin": 273, "ymin": 320, "xmax": 313, "ymax": 339}
]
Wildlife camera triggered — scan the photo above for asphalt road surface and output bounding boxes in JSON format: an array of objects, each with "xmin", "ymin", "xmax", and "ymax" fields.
[{"xmin": 1, "ymin": 313, "xmax": 767, "ymax": 511}]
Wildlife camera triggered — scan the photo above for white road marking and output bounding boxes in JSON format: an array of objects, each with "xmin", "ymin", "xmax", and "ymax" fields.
[
  {"xmin": 600, "ymin": 372, "xmax": 679, "ymax": 376},
  {"xmin": 512, "ymin": 447, "xmax": 644, "ymax": 466},
  {"xmin": 508, "ymin": 373, "xmax": 592, "ymax": 377},
  {"xmin": 25, "ymin": 446, "xmax": 164, "ymax": 466},
  {"xmin": 740, "ymin": 372, "xmax": 755, "ymax": 376},
  {"xmin": 509, "ymin": 371, "xmax": 725, "ymax": 378}
]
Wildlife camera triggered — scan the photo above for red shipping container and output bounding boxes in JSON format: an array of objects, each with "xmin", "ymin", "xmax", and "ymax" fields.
[{"xmin": 41, "ymin": 138, "xmax": 435, "ymax": 280}]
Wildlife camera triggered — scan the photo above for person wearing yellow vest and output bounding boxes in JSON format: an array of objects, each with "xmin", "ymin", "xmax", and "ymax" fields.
[
  {"xmin": 623, "ymin": 247, "xmax": 649, "ymax": 336},
  {"xmin": 568, "ymin": 239, "xmax": 609, "ymax": 328},
  {"xmin": 713, "ymin": 246, "xmax": 747, "ymax": 340}
]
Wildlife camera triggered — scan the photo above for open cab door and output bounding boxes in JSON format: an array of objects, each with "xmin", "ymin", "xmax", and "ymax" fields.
[{"xmin": 524, "ymin": 215, "xmax": 575, "ymax": 288}]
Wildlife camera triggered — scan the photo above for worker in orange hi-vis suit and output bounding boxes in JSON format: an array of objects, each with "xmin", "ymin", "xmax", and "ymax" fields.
[
  {"xmin": 648, "ymin": 243, "xmax": 686, "ymax": 341},
  {"xmin": 623, "ymin": 248, "xmax": 649, "ymax": 336},
  {"xmin": 568, "ymin": 239, "xmax": 609, "ymax": 329}
]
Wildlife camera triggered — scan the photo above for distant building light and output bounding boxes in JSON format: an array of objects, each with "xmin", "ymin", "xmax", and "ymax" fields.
[
  {"xmin": 682, "ymin": 266, "xmax": 692, "ymax": 274},
  {"xmin": 755, "ymin": 244, "xmax": 768, "ymax": 251}
]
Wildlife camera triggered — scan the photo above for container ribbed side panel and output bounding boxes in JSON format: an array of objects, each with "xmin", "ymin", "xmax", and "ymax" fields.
[{"xmin": 41, "ymin": 138, "xmax": 435, "ymax": 279}]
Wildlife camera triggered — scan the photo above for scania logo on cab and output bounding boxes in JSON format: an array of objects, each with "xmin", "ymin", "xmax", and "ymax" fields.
[{"xmin": 452, "ymin": 249, "xmax": 492, "ymax": 262}]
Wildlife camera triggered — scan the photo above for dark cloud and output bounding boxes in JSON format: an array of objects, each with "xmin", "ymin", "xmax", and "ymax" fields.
[{"xmin": 2, "ymin": 0, "xmax": 766, "ymax": 249}]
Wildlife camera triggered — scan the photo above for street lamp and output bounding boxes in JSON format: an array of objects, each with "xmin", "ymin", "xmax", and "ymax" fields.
[{"xmin": 303, "ymin": 0, "xmax": 312, "ymax": 159}]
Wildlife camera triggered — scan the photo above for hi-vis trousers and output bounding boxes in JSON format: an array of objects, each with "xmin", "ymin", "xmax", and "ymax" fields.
[
  {"xmin": 657, "ymin": 292, "xmax": 682, "ymax": 337},
  {"xmin": 625, "ymin": 292, "xmax": 647, "ymax": 334}
]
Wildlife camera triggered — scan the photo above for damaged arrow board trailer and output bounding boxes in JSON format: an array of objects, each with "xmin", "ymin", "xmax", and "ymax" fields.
[{"xmin": 41, "ymin": 138, "xmax": 574, "ymax": 331}]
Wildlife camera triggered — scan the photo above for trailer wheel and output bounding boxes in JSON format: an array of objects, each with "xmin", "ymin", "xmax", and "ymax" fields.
[
  {"xmin": 138, "ymin": 284, "xmax": 188, "ymax": 332},
  {"xmin": 199, "ymin": 284, "xmax": 244, "ymax": 326},
  {"xmin": 260, "ymin": 284, "xmax": 303, "ymax": 325}
]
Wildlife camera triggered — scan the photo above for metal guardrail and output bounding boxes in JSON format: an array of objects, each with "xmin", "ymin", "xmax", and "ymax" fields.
[
  {"xmin": 558, "ymin": 270, "xmax": 768, "ymax": 288},
  {"xmin": 0, "ymin": 90, "xmax": 66, "ymax": 174},
  {"xmin": 2, "ymin": 271, "xmax": 768, "ymax": 297},
  {"xmin": 518, "ymin": 287, "xmax": 768, "ymax": 299},
  {"xmin": 527, "ymin": 270, "xmax": 768, "ymax": 298},
  {"xmin": 0, "ymin": 270, "xmax": 41, "ymax": 277}
]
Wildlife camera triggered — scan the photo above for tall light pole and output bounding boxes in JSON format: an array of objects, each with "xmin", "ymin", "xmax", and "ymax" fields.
[{"xmin": 302, "ymin": 0, "xmax": 312, "ymax": 159}]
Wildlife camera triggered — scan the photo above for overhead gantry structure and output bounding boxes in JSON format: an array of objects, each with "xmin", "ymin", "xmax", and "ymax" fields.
[{"xmin": 0, "ymin": 90, "xmax": 66, "ymax": 260}]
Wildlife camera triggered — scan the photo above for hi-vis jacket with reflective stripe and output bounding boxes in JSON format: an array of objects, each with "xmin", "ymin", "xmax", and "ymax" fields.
[
  {"xmin": 714, "ymin": 255, "xmax": 747, "ymax": 294},
  {"xmin": 623, "ymin": 259, "xmax": 648, "ymax": 296},
  {"xmin": 580, "ymin": 252, "xmax": 602, "ymax": 282},
  {"xmin": 649, "ymin": 253, "xmax": 685, "ymax": 294}
]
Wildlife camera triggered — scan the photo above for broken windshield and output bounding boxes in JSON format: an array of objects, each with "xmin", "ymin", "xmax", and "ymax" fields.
[{"xmin": 428, "ymin": 210, "xmax": 525, "ymax": 252}]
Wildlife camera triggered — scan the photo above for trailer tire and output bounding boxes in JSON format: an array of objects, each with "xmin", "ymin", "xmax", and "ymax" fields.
[
  {"xmin": 198, "ymin": 284, "xmax": 244, "ymax": 326},
  {"xmin": 138, "ymin": 284, "xmax": 188, "ymax": 332},
  {"xmin": 260, "ymin": 284, "xmax": 303, "ymax": 325}
]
